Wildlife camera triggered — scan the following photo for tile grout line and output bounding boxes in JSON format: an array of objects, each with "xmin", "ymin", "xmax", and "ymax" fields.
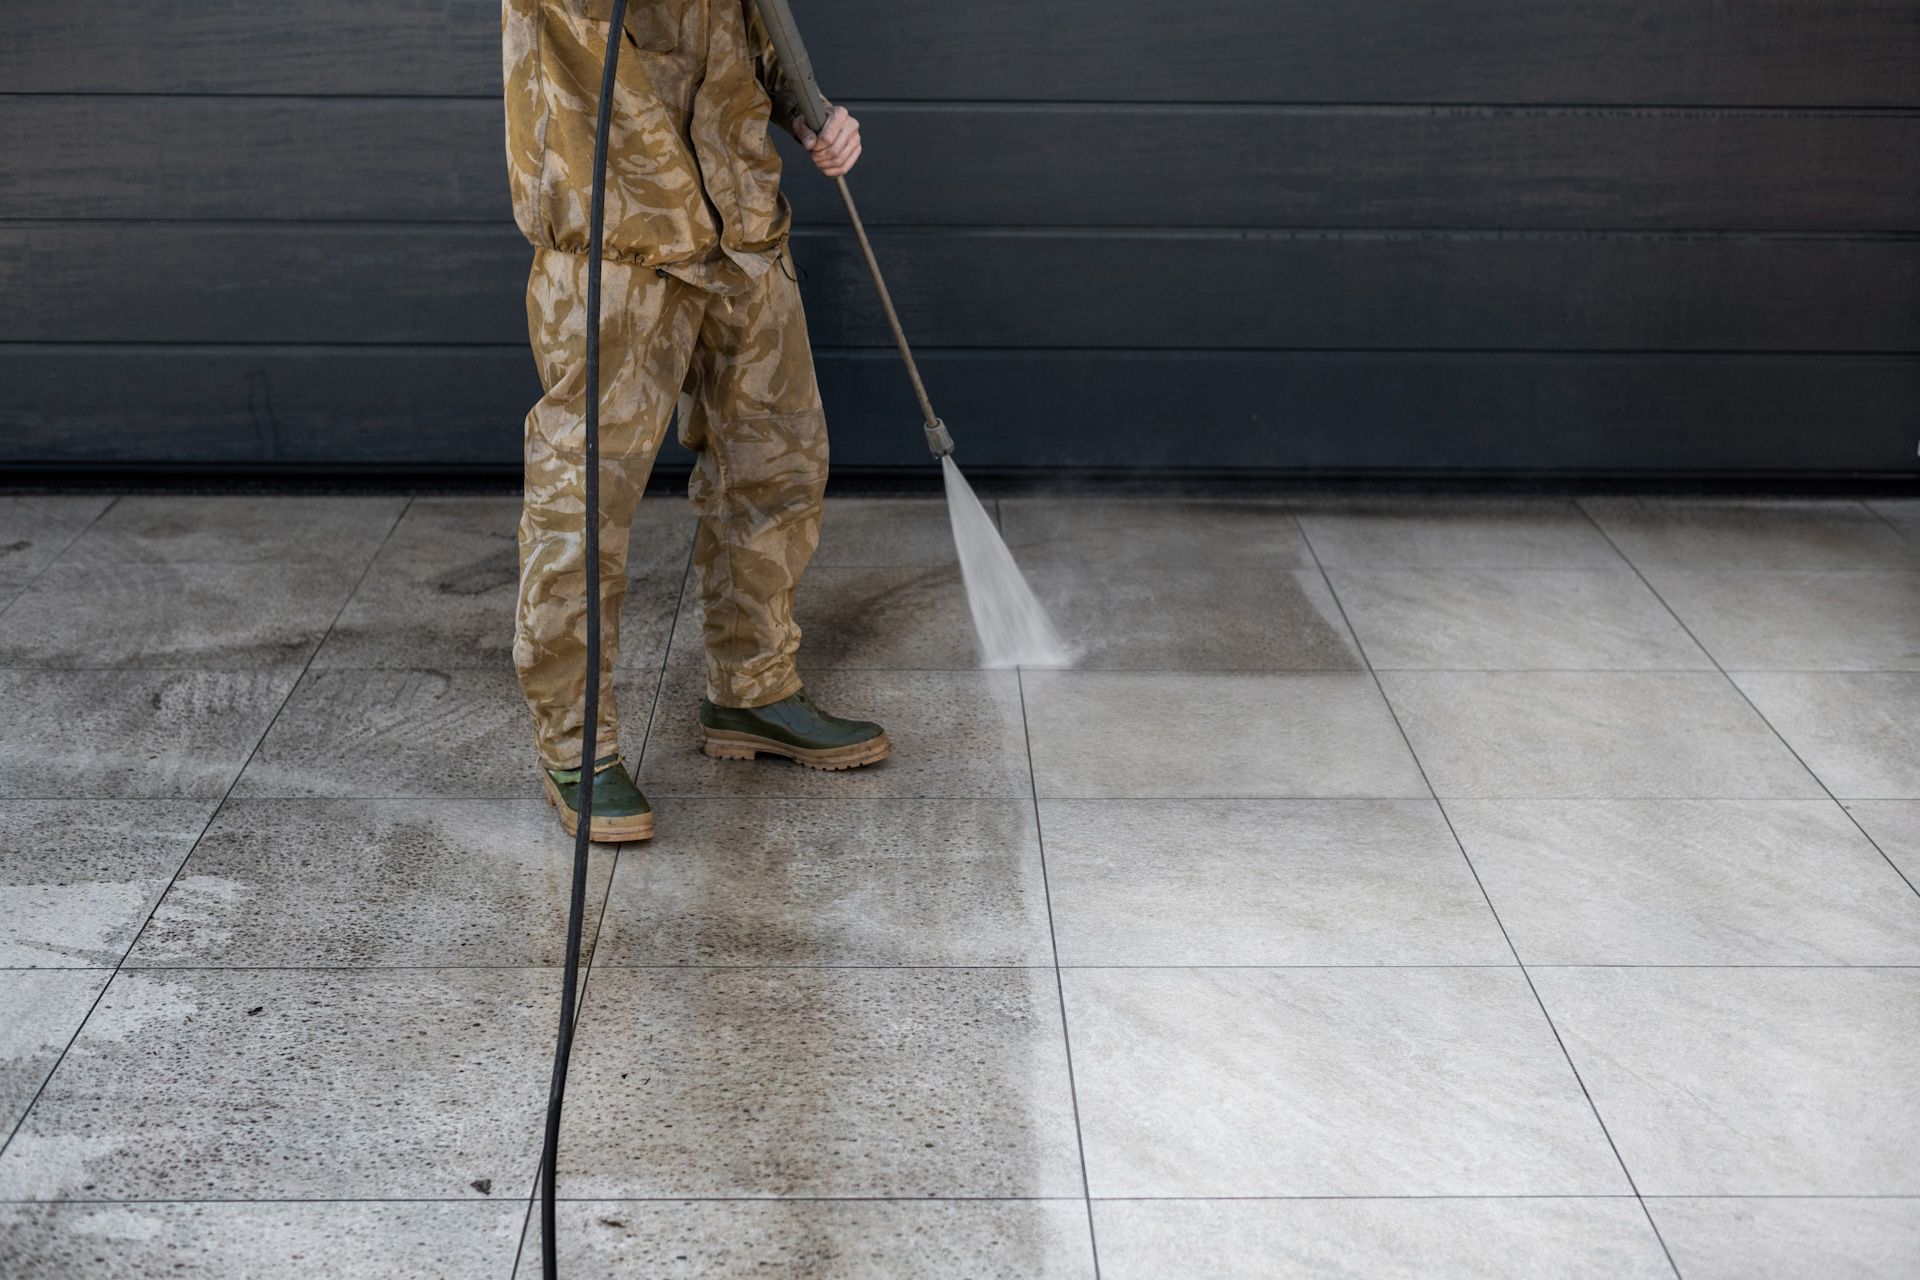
[
  {"xmin": 512, "ymin": 526, "xmax": 699, "ymax": 1277},
  {"xmin": 0, "ymin": 493, "xmax": 121, "ymax": 623},
  {"xmin": 1015, "ymin": 663, "xmax": 1103, "ymax": 1280},
  {"xmin": 12, "ymin": 1192, "xmax": 1919, "ymax": 1206},
  {"xmin": 1569, "ymin": 501, "xmax": 1920, "ymax": 903},
  {"xmin": 0, "ymin": 495, "xmax": 415, "ymax": 1167},
  {"xmin": 1297, "ymin": 509, "xmax": 1687, "ymax": 1280}
]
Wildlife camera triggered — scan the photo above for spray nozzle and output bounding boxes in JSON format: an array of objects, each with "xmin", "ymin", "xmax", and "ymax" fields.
[{"xmin": 924, "ymin": 417, "xmax": 955, "ymax": 458}]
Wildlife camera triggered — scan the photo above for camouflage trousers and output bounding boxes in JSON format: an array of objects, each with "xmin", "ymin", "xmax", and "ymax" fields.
[{"xmin": 514, "ymin": 247, "xmax": 829, "ymax": 771}]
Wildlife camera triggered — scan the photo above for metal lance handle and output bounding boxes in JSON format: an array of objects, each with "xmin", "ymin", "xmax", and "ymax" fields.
[{"xmin": 751, "ymin": 0, "xmax": 953, "ymax": 459}]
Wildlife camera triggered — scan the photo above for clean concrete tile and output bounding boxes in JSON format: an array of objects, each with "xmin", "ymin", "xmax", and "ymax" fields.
[
  {"xmin": 1583, "ymin": 498, "xmax": 1920, "ymax": 569},
  {"xmin": 0, "ymin": 970, "xmax": 109, "ymax": 1134},
  {"xmin": 0, "ymin": 562, "xmax": 357, "ymax": 669},
  {"xmin": 0, "ymin": 968, "xmax": 554, "ymax": 1199},
  {"xmin": 1844, "ymin": 800, "xmax": 1920, "ymax": 886},
  {"xmin": 0, "ymin": 800, "xmax": 213, "ymax": 967},
  {"xmin": 59, "ymin": 495, "xmax": 406, "ymax": 565},
  {"xmin": 125, "ymin": 799, "xmax": 613, "ymax": 968},
  {"xmin": 1064, "ymin": 967, "xmax": 1625, "ymax": 1197},
  {"xmin": 1331, "ymin": 568, "xmax": 1708, "ymax": 670},
  {"xmin": 1646, "ymin": 569, "xmax": 1920, "ymax": 670},
  {"xmin": 1381, "ymin": 671, "xmax": 1822, "ymax": 798},
  {"xmin": 1094, "ymin": 1198, "xmax": 1671, "ymax": 1280},
  {"xmin": 0, "ymin": 1201, "xmax": 524, "ymax": 1280},
  {"xmin": 1043, "ymin": 799, "xmax": 1509, "ymax": 965},
  {"xmin": 1648, "ymin": 1197, "xmax": 1920, "ymax": 1280},
  {"xmin": 1024, "ymin": 672, "xmax": 1427, "ymax": 799},
  {"xmin": 640, "ymin": 668, "xmax": 1033, "ymax": 798},
  {"xmin": 235, "ymin": 666, "xmax": 651, "ymax": 797},
  {"xmin": 0, "ymin": 495, "xmax": 114, "ymax": 590},
  {"xmin": 1298, "ymin": 499, "xmax": 1623, "ymax": 568},
  {"xmin": 560, "ymin": 967, "xmax": 1083, "ymax": 1197},
  {"xmin": 595, "ymin": 799, "xmax": 1051, "ymax": 966},
  {"xmin": 0, "ymin": 670, "xmax": 295, "ymax": 799},
  {"xmin": 525, "ymin": 1200, "xmax": 1095, "ymax": 1279},
  {"xmin": 813, "ymin": 497, "xmax": 970, "ymax": 566},
  {"xmin": 1532, "ymin": 967, "xmax": 1920, "ymax": 1195},
  {"xmin": 1030, "ymin": 567, "xmax": 1363, "ymax": 671},
  {"xmin": 998, "ymin": 498, "xmax": 1311, "ymax": 570},
  {"xmin": 1735, "ymin": 672, "xmax": 1920, "ymax": 798},
  {"xmin": 1448, "ymin": 799, "xmax": 1920, "ymax": 964}
]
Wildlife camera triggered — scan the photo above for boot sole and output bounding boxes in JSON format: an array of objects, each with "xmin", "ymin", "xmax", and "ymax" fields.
[
  {"xmin": 540, "ymin": 771, "xmax": 654, "ymax": 843},
  {"xmin": 700, "ymin": 727, "xmax": 893, "ymax": 771}
]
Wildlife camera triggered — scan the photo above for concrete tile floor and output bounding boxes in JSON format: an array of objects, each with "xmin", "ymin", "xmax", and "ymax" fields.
[{"xmin": 0, "ymin": 492, "xmax": 1916, "ymax": 1278}]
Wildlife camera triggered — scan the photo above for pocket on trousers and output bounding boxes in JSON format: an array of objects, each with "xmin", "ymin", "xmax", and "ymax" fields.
[{"xmin": 569, "ymin": 0, "xmax": 679, "ymax": 53}]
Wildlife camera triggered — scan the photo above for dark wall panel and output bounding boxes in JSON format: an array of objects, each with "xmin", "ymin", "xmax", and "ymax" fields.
[
  {"xmin": 7, "ymin": 224, "xmax": 1913, "ymax": 353},
  {"xmin": 4, "ymin": 1, "xmax": 1916, "ymax": 477},
  {"xmin": 11, "ymin": 0, "xmax": 1918, "ymax": 106},
  {"xmin": 9, "ymin": 97, "xmax": 1916, "ymax": 233},
  {"xmin": 6, "ymin": 346, "xmax": 1913, "ymax": 474}
]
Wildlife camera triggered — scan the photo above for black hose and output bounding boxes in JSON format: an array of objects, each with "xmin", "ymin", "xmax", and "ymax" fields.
[{"xmin": 539, "ymin": 2, "xmax": 626, "ymax": 1275}]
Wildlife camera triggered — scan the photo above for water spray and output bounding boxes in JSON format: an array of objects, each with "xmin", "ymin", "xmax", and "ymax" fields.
[{"xmin": 753, "ymin": 0, "xmax": 1071, "ymax": 669}]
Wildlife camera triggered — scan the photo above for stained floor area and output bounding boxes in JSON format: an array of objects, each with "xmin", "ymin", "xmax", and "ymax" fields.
[{"xmin": 1, "ymin": 492, "xmax": 1918, "ymax": 1278}]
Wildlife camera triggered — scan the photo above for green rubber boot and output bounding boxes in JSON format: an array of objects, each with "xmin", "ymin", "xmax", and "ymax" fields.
[
  {"xmin": 699, "ymin": 688, "xmax": 891, "ymax": 771},
  {"xmin": 540, "ymin": 753, "xmax": 653, "ymax": 842}
]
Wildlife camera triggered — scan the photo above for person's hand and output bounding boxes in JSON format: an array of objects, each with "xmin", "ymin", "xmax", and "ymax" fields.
[{"xmin": 794, "ymin": 104, "xmax": 861, "ymax": 177}]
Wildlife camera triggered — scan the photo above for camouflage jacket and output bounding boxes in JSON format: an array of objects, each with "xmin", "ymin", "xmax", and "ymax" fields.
[{"xmin": 502, "ymin": 0, "xmax": 806, "ymax": 288}]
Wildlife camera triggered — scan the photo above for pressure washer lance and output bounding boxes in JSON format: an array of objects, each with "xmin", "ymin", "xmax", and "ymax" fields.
[
  {"xmin": 536, "ymin": 2, "xmax": 626, "ymax": 1275},
  {"xmin": 753, "ymin": 0, "xmax": 1070, "ymax": 670}
]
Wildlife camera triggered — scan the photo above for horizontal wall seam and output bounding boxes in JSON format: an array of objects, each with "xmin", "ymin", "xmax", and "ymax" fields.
[{"xmin": 4, "ymin": 91, "xmax": 1918, "ymax": 116}]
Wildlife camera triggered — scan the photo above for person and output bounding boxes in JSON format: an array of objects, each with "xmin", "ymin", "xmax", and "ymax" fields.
[{"xmin": 502, "ymin": 0, "xmax": 889, "ymax": 842}]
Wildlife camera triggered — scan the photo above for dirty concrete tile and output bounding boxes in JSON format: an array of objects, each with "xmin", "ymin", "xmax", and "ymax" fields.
[
  {"xmin": 559, "ymin": 967, "xmax": 1082, "ymax": 1198},
  {"xmin": 60, "ymin": 495, "xmax": 405, "ymax": 566},
  {"xmin": 1043, "ymin": 798, "xmax": 1508, "ymax": 965},
  {"xmin": 0, "ymin": 970, "xmax": 110, "ymax": 1135},
  {"xmin": 1030, "ymin": 567, "xmax": 1363, "ymax": 672},
  {"xmin": 0, "ymin": 1201, "xmax": 524, "ymax": 1280},
  {"xmin": 0, "ymin": 495, "xmax": 115, "ymax": 591},
  {"xmin": 813, "ymin": 497, "xmax": 971, "ymax": 566},
  {"xmin": 0, "ymin": 670, "xmax": 295, "ymax": 799},
  {"xmin": 1064, "ymin": 967, "xmax": 1624, "ymax": 1197},
  {"xmin": 1379, "ymin": 671, "xmax": 1821, "ymax": 798},
  {"xmin": 522, "ymin": 1200, "xmax": 1094, "ymax": 1279},
  {"xmin": 0, "ymin": 968, "xmax": 555, "ymax": 1199},
  {"xmin": 595, "ymin": 798, "xmax": 1051, "ymax": 966},
  {"xmin": 0, "ymin": 800, "xmax": 213, "ymax": 967},
  {"xmin": 0, "ymin": 562, "xmax": 357, "ymax": 669},
  {"xmin": 997, "ymin": 498, "xmax": 1311, "ymax": 570},
  {"xmin": 1532, "ymin": 967, "xmax": 1920, "ymax": 1195},
  {"xmin": 126, "ymin": 799, "xmax": 611, "ymax": 968},
  {"xmin": 1024, "ymin": 672, "xmax": 1426, "ymax": 799},
  {"xmin": 234, "ymin": 667, "xmax": 657, "ymax": 798},
  {"xmin": 317, "ymin": 556, "xmax": 680, "ymax": 672}
]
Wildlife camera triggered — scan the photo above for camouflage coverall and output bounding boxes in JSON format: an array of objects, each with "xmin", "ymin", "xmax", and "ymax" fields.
[{"xmin": 503, "ymin": 0, "xmax": 827, "ymax": 770}]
